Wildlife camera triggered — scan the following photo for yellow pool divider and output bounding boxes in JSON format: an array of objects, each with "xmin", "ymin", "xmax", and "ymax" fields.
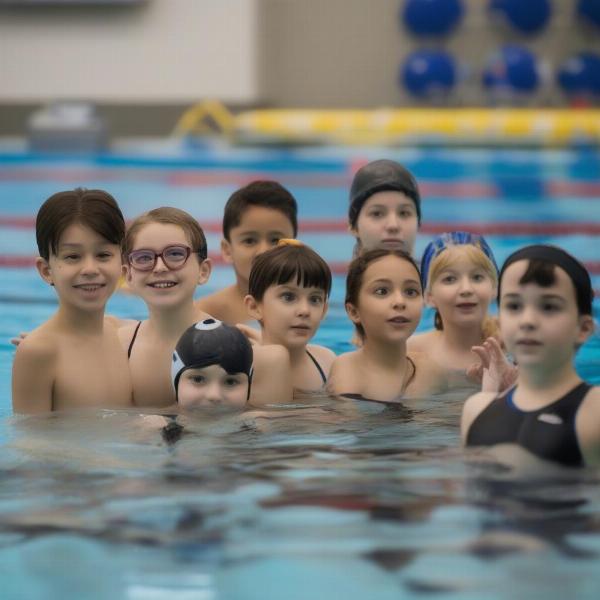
[{"xmin": 173, "ymin": 100, "xmax": 600, "ymax": 146}]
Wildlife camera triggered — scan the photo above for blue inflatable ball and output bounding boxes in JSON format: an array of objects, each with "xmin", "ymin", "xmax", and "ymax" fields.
[
  {"xmin": 489, "ymin": 0, "xmax": 552, "ymax": 34},
  {"xmin": 401, "ymin": 50, "xmax": 457, "ymax": 98},
  {"xmin": 577, "ymin": 0, "xmax": 600, "ymax": 29},
  {"xmin": 483, "ymin": 45, "xmax": 540, "ymax": 93},
  {"xmin": 557, "ymin": 53, "xmax": 600, "ymax": 96},
  {"xmin": 402, "ymin": 0, "xmax": 464, "ymax": 36}
]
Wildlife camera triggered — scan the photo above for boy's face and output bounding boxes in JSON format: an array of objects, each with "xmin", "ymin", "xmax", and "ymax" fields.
[
  {"xmin": 499, "ymin": 260, "xmax": 593, "ymax": 369},
  {"xmin": 347, "ymin": 255, "xmax": 422, "ymax": 344},
  {"xmin": 427, "ymin": 248, "xmax": 496, "ymax": 329},
  {"xmin": 351, "ymin": 191, "xmax": 418, "ymax": 255},
  {"xmin": 37, "ymin": 223, "xmax": 123, "ymax": 312},
  {"xmin": 222, "ymin": 206, "xmax": 295, "ymax": 285},
  {"xmin": 246, "ymin": 279, "xmax": 328, "ymax": 349},
  {"xmin": 177, "ymin": 365, "xmax": 248, "ymax": 410},
  {"xmin": 126, "ymin": 223, "xmax": 211, "ymax": 308}
]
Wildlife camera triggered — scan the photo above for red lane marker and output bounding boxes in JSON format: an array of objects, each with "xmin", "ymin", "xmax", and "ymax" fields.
[
  {"xmin": 1, "ymin": 254, "xmax": 599, "ymax": 275},
  {"xmin": 546, "ymin": 181, "xmax": 600, "ymax": 197},
  {"xmin": 2, "ymin": 216, "xmax": 600, "ymax": 235}
]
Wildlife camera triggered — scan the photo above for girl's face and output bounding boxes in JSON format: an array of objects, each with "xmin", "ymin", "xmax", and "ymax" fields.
[
  {"xmin": 177, "ymin": 365, "xmax": 248, "ymax": 410},
  {"xmin": 427, "ymin": 247, "xmax": 497, "ymax": 329},
  {"xmin": 126, "ymin": 223, "xmax": 211, "ymax": 309},
  {"xmin": 351, "ymin": 191, "xmax": 418, "ymax": 255},
  {"xmin": 247, "ymin": 279, "xmax": 328, "ymax": 349},
  {"xmin": 39, "ymin": 223, "xmax": 123, "ymax": 313},
  {"xmin": 499, "ymin": 260, "xmax": 593, "ymax": 370},
  {"xmin": 347, "ymin": 254, "xmax": 423, "ymax": 344}
]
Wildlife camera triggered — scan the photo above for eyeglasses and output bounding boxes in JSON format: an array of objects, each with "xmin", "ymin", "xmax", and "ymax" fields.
[{"xmin": 128, "ymin": 245, "xmax": 196, "ymax": 272}]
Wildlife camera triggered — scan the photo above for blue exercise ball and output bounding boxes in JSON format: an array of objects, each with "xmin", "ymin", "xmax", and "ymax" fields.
[
  {"xmin": 577, "ymin": 0, "xmax": 600, "ymax": 29},
  {"xmin": 402, "ymin": 0, "xmax": 464, "ymax": 36},
  {"xmin": 401, "ymin": 50, "xmax": 457, "ymax": 98},
  {"xmin": 557, "ymin": 53, "xmax": 600, "ymax": 96},
  {"xmin": 483, "ymin": 45, "xmax": 540, "ymax": 94},
  {"xmin": 489, "ymin": 0, "xmax": 552, "ymax": 34}
]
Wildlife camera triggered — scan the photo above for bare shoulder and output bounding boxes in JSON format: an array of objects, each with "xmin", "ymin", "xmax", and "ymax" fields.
[
  {"xmin": 408, "ymin": 350, "xmax": 447, "ymax": 394},
  {"xmin": 253, "ymin": 343, "xmax": 290, "ymax": 365},
  {"xmin": 307, "ymin": 344, "xmax": 336, "ymax": 373},
  {"xmin": 327, "ymin": 350, "xmax": 361, "ymax": 394},
  {"xmin": 105, "ymin": 315, "xmax": 138, "ymax": 330},
  {"xmin": 196, "ymin": 287, "xmax": 233, "ymax": 316},
  {"xmin": 15, "ymin": 326, "xmax": 57, "ymax": 363},
  {"xmin": 460, "ymin": 391, "xmax": 497, "ymax": 444},
  {"xmin": 117, "ymin": 320, "xmax": 140, "ymax": 350},
  {"xmin": 407, "ymin": 330, "xmax": 436, "ymax": 353}
]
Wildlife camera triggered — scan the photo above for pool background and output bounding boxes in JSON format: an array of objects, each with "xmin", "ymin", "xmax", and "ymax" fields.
[
  {"xmin": 0, "ymin": 142, "xmax": 599, "ymax": 600},
  {"xmin": 1, "ymin": 142, "xmax": 598, "ymax": 418}
]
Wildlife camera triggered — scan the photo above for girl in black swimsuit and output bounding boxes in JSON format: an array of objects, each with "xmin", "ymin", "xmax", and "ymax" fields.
[{"xmin": 462, "ymin": 245, "xmax": 599, "ymax": 468}]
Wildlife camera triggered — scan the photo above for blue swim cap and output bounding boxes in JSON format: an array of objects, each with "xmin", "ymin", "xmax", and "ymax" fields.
[
  {"xmin": 172, "ymin": 319, "xmax": 253, "ymax": 398},
  {"xmin": 420, "ymin": 231, "xmax": 499, "ymax": 290}
]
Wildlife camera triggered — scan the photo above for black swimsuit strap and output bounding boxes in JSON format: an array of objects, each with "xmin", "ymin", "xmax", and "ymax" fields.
[
  {"xmin": 127, "ymin": 321, "xmax": 142, "ymax": 359},
  {"xmin": 305, "ymin": 349, "xmax": 327, "ymax": 384}
]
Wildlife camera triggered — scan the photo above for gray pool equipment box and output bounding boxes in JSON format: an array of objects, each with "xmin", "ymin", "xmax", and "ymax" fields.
[{"xmin": 27, "ymin": 102, "xmax": 108, "ymax": 152}]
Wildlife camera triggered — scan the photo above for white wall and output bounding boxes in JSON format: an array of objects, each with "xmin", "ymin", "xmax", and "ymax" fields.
[{"xmin": 0, "ymin": 0, "xmax": 259, "ymax": 103}]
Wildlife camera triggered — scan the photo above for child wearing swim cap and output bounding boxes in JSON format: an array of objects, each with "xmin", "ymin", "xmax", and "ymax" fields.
[
  {"xmin": 327, "ymin": 249, "xmax": 447, "ymax": 403},
  {"xmin": 172, "ymin": 319, "xmax": 253, "ymax": 410},
  {"xmin": 120, "ymin": 207, "xmax": 213, "ymax": 407},
  {"xmin": 409, "ymin": 231, "xmax": 503, "ymax": 389},
  {"xmin": 12, "ymin": 188, "xmax": 132, "ymax": 413},
  {"xmin": 244, "ymin": 240, "xmax": 335, "ymax": 394},
  {"xmin": 348, "ymin": 159, "xmax": 421, "ymax": 256},
  {"xmin": 197, "ymin": 181, "xmax": 298, "ymax": 325},
  {"xmin": 461, "ymin": 245, "xmax": 599, "ymax": 468}
]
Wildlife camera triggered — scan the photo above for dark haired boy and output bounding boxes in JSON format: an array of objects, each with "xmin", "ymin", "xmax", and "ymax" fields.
[
  {"xmin": 196, "ymin": 180, "xmax": 297, "ymax": 324},
  {"xmin": 12, "ymin": 189, "xmax": 132, "ymax": 413}
]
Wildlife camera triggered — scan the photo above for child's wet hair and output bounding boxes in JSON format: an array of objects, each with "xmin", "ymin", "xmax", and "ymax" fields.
[
  {"xmin": 222, "ymin": 180, "xmax": 298, "ymax": 241},
  {"xmin": 499, "ymin": 244, "xmax": 593, "ymax": 316},
  {"xmin": 248, "ymin": 242, "xmax": 331, "ymax": 302},
  {"xmin": 36, "ymin": 188, "xmax": 125, "ymax": 261},
  {"xmin": 345, "ymin": 248, "xmax": 421, "ymax": 340},
  {"xmin": 124, "ymin": 207, "xmax": 207, "ymax": 261}
]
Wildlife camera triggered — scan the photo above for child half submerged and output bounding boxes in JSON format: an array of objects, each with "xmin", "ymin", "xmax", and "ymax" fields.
[
  {"xmin": 461, "ymin": 244, "xmax": 600, "ymax": 468},
  {"xmin": 409, "ymin": 231, "xmax": 501, "ymax": 388},
  {"xmin": 327, "ymin": 248, "xmax": 446, "ymax": 403},
  {"xmin": 12, "ymin": 188, "xmax": 132, "ymax": 413},
  {"xmin": 244, "ymin": 240, "xmax": 335, "ymax": 394},
  {"xmin": 197, "ymin": 181, "xmax": 298, "ymax": 325}
]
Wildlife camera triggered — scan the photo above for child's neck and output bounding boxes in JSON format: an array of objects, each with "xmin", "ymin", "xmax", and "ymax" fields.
[
  {"xmin": 362, "ymin": 336, "xmax": 408, "ymax": 369},
  {"xmin": 148, "ymin": 300, "xmax": 196, "ymax": 339},
  {"xmin": 517, "ymin": 360, "xmax": 581, "ymax": 395},
  {"xmin": 439, "ymin": 320, "xmax": 485, "ymax": 353},
  {"xmin": 56, "ymin": 304, "xmax": 106, "ymax": 334},
  {"xmin": 235, "ymin": 275, "xmax": 249, "ymax": 297}
]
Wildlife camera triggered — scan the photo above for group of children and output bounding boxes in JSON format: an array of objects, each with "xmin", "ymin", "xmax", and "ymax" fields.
[{"xmin": 10, "ymin": 160, "xmax": 600, "ymax": 469}]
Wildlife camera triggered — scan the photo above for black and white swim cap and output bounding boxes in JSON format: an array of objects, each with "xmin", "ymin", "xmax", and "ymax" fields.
[{"xmin": 171, "ymin": 319, "xmax": 253, "ymax": 395}]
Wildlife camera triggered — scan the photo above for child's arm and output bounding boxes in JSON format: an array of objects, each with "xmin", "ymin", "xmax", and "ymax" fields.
[
  {"xmin": 460, "ymin": 391, "xmax": 496, "ymax": 445},
  {"xmin": 12, "ymin": 335, "xmax": 56, "ymax": 414},
  {"xmin": 249, "ymin": 345, "xmax": 293, "ymax": 407},
  {"xmin": 576, "ymin": 387, "xmax": 600, "ymax": 466}
]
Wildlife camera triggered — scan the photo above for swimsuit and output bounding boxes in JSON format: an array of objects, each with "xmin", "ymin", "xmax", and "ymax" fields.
[
  {"xmin": 306, "ymin": 348, "xmax": 327, "ymax": 385},
  {"xmin": 127, "ymin": 321, "xmax": 142, "ymax": 359},
  {"xmin": 466, "ymin": 382, "xmax": 592, "ymax": 467}
]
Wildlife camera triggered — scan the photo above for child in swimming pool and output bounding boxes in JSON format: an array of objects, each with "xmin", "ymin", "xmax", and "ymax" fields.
[
  {"xmin": 348, "ymin": 159, "xmax": 421, "ymax": 257},
  {"xmin": 196, "ymin": 181, "xmax": 298, "ymax": 325},
  {"xmin": 327, "ymin": 249, "xmax": 446, "ymax": 403},
  {"xmin": 12, "ymin": 188, "xmax": 133, "ymax": 413},
  {"xmin": 244, "ymin": 240, "xmax": 335, "ymax": 394},
  {"xmin": 461, "ymin": 245, "xmax": 600, "ymax": 468},
  {"xmin": 120, "ymin": 207, "xmax": 213, "ymax": 407},
  {"xmin": 408, "ymin": 231, "xmax": 502, "ymax": 389}
]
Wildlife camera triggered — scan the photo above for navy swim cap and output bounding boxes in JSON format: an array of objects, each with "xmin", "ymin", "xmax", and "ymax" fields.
[
  {"xmin": 171, "ymin": 319, "xmax": 253, "ymax": 396},
  {"xmin": 420, "ymin": 231, "xmax": 499, "ymax": 290},
  {"xmin": 349, "ymin": 159, "xmax": 421, "ymax": 227},
  {"xmin": 499, "ymin": 245, "xmax": 593, "ymax": 316}
]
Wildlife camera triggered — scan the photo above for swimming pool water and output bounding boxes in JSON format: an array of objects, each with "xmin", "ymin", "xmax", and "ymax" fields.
[{"xmin": 0, "ymin": 143, "xmax": 599, "ymax": 599}]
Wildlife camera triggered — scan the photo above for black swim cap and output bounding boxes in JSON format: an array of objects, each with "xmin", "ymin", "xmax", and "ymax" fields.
[
  {"xmin": 349, "ymin": 159, "xmax": 421, "ymax": 227},
  {"xmin": 171, "ymin": 319, "xmax": 253, "ymax": 395},
  {"xmin": 499, "ymin": 244, "xmax": 593, "ymax": 315}
]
